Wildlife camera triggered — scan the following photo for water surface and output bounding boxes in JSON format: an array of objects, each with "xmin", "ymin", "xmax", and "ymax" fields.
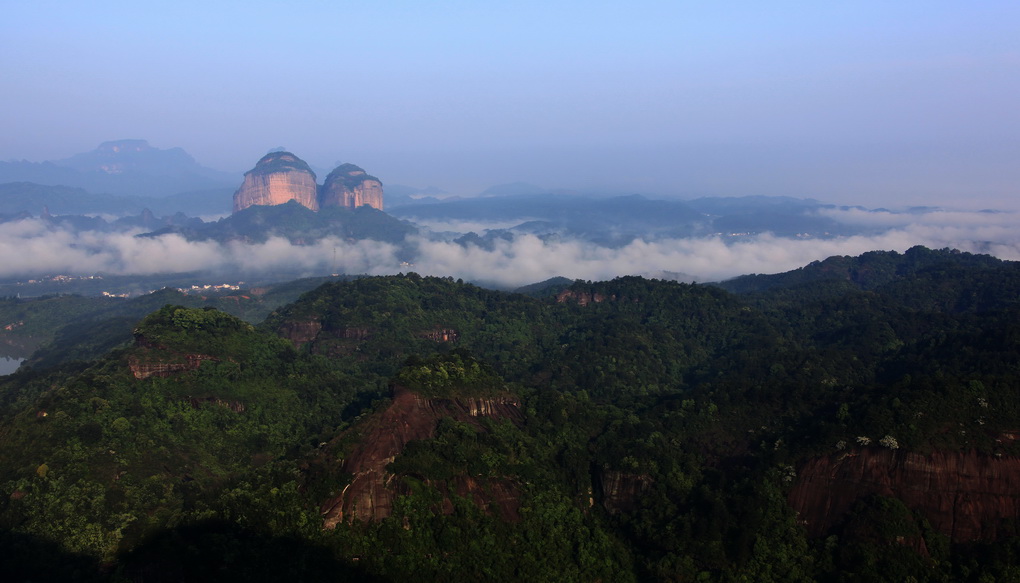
[{"xmin": 0, "ymin": 356, "xmax": 24, "ymax": 375}]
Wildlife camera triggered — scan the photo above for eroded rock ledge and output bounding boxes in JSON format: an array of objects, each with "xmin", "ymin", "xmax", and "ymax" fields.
[
  {"xmin": 788, "ymin": 448, "xmax": 1020, "ymax": 542},
  {"xmin": 556, "ymin": 290, "xmax": 614, "ymax": 306},
  {"xmin": 319, "ymin": 386, "xmax": 523, "ymax": 528}
]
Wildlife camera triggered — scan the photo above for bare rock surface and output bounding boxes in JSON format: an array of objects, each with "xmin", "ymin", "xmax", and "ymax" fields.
[
  {"xmin": 319, "ymin": 385, "xmax": 523, "ymax": 527},
  {"xmin": 319, "ymin": 163, "xmax": 384, "ymax": 211},
  {"xmin": 789, "ymin": 448, "xmax": 1020, "ymax": 542},
  {"xmin": 232, "ymin": 152, "xmax": 319, "ymax": 212}
]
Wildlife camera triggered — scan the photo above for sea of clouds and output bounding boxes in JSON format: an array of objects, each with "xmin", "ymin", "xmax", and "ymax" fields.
[{"xmin": 2, "ymin": 208, "xmax": 1019, "ymax": 288}]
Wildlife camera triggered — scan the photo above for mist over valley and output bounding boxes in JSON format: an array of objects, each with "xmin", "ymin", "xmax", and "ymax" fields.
[{"xmin": 2, "ymin": 141, "xmax": 1018, "ymax": 291}]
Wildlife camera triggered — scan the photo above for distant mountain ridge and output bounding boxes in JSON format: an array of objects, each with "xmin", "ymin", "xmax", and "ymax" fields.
[
  {"xmin": 391, "ymin": 193, "xmax": 867, "ymax": 247},
  {"xmin": 0, "ymin": 182, "xmax": 232, "ymax": 217},
  {"xmin": 716, "ymin": 245, "xmax": 1011, "ymax": 297},
  {"xmin": 0, "ymin": 139, "xmax": 237, "ymax": 197}
]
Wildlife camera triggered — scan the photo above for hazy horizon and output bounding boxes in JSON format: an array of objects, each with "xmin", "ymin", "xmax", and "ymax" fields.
[{"xmin": 3, "ymin": 2, "xmax": 1018, "ymax": 210}]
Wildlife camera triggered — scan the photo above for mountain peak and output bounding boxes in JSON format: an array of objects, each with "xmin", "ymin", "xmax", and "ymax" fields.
[
  {"xmin": 321, "ymin": 163, "xmax": 384, "ymax": 210},
  {"xmin": 233, "ymin": 153, "xmax": 384, "ymax": 213},
  {"xmin": 247, "ymin": 151, "xmax": 316, "ymax": 179},
  {"xmin": 55, "ymin": 139, "xmax": 202, "ymax": 177},
  {"xmin": 95, "ymin": 139, "xmax": 154, "ymax": 153},
  {"xmin": 234, "ymin": 152, "xmax": 319, "ymax": 212}
]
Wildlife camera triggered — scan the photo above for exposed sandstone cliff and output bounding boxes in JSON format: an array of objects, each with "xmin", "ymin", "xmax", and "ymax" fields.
[
  {"xmin": 127, "ymin": 333, "xmax": 248, "ymax": 415},
  {"xmin": 128, "ymin": 352, "xmax": 217, "ymax": 379},
  {"xmin": 788, "ymin": 448, "xmax": 1020, "ymax": 542},
  {"xmin": 599, "ymin": 470, "xmax": 653, "ymax": 515},
  {"xmin": 276, "ymin": 319, "xmax": 322, "ymax": 348},
  {"xmin": 556, "ymin": 290, "xmax": 615, "ymax": 306},
  {"xmin": 419, "ymin": 328, "xmax": 459, "ymax": 343},
  {"xmin": 276, "ymin": 320, "xmax": 370, "ymax": 356},
  {"xmin": 319, "ymin": 385, "xmax": 523, "ymax": 528},
  {"xmin": 276, "ymin": 317, "xmax": 457, "ymax": 355},
  {"xmin": 232, "ymin": 152, "xmax": 319, "ymax": 213},
  {"xmin": 319, "ymin": 163, "xmax": 384, "ymax": 211},
  {"xmin": 127, "ymin": 332, "xmax": 220, "ymax": 379}
]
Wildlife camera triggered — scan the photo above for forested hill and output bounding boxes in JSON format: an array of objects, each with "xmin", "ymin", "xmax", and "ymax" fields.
[
  {"xmin": 2, "ymin": 247, "xmax": 1020, "ymax": 581},
  {"xmin": 718, "ymin": 245, "xmax": 1015, "ymax": 299}
]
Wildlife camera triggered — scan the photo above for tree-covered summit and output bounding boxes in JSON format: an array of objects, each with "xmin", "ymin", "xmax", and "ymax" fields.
[
  {"xmin": 246, "ymin": 151, "xmax": 317, "ymax": 179},
  {"xmin": 395, "ymin": 351, "xmax": 507, "ymax": 398},
  {"xmin": 323, "ymin": 163, "xmax": 382, "ymax": 190},
  {"xmin": 718, "ymin": 245, "xmax": 1012, "ymax": 295}
]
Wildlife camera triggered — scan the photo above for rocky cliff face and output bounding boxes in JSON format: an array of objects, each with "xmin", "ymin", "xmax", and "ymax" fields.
[
  {"xmin": 128, "ymin": 352, "xmax": 216, "ymax": 379},
  {"xmin": 788, "ymin": 448, "xmax": 1020, "ymax": 542},
  {"xmin": 599, "ymin": 470, "xmax": 653, "ymax": 515},
  {"xmin": 232, "ymin": 152, "xmax": 319, "ymax": 213},
  {"xmin": 276, "ymin": 321, "xmax": 375, "ymax": 357},
  {"xmin": 319, "ymin": 385, "xmax": 523, "ymax": 528},
  {"xmin": 276, "ymin": 317, "xmax": 457, "ymax": 356},
  {"xmin": 127, "ymin": 333, "xmax": 220, "ymax": 379},
  {"xmin": 556, "ymin": 290, "xmax": 615, "ymax": 306},
  {"xmin": 231, "ymin": 155, "xmax": 385, "ymax": 214},
  {"xmin": 319, "ymin": 163, "xmax": 384, "ymax": 211},
  {"xmin": 276, "ymin": 319, "xmax": 322, "ymax": 348}
]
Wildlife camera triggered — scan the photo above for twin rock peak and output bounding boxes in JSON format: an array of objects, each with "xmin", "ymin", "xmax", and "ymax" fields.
[{"xmin": 232, "ymin": 151, "xmax": 384, "ymax": 213}]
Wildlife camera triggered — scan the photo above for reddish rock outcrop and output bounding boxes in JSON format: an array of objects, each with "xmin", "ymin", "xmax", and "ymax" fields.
[
  {"xmin": 788, "ymin": 448, "xmax": 1020, "ymax": 542},
  {"xmin": 599, "ymin": 470, "xmax": 653, "ymax": 515},
  {"xmin": 319, "ymin": 163, "xmax": 384, "ymax": 211},
  {"xmin": 233, "ymin": 152, "xmax": 319, "ymax": 213},
  {"xmin": 127, "ymin": 331, "xmax": 223, "ymax": 379},
  {"xmin": 277, "ymin": 319, "xmax": 323, "ymax": 348},
  {"xmin": 319, "ymin": 386, "xmax": 523, "ymax": 528},
  {"xmin": 419, "ymin": 328, "xmax": 459, "ymax": 343},
  {"xmin": 277, "ymin": 321, "xmax": 375, "ymax": 354},
  {"xmin": 128, "ymin": 353, "xmax": 217, "ymax": 379},
  {"xmin": 337, "ymin": 327, "xmax": 372, "ymax": 340},
  {"xmin": 556, "ymin": 290, "xmax": 616, "ymax": 306}
]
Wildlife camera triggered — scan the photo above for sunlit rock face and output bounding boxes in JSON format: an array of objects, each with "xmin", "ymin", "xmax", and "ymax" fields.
[
  {"xmin": 232, "ymin": 152, "xmax": 319, "ymax": 212},
  {"xmin": 319, "ymin": 163, "xmax": 384, "ymax": 211}
]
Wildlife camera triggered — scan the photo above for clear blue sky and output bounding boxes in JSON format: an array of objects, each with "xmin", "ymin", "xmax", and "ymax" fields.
[{"xmin": 3, "ymin": 1, "xmax": 1018, "ymax": 207}]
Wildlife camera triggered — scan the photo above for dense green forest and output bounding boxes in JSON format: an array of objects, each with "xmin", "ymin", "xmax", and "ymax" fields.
[
  {"xmin": 2, "ymin": 246, "xmax": 1020, "ymax": 581},
  {"xmin": 0, "ymin": 274, "xmax": 354, "ymax": 366}
]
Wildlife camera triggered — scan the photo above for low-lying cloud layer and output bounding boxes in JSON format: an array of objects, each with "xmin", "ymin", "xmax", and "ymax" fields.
[{"xmin": 3, "ymin": 209, "xmax": 1019, "ymax": 288}]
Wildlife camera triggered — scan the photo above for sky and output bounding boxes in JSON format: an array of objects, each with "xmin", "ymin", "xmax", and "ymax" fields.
[{"xmin": 3, "ymin": 1, "xmax": 1019, "ymax": 209}]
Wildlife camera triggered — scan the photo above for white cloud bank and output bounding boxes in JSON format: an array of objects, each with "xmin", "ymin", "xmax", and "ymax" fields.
[{"xmin": 2, "ymin": 210, "xmax": 1019, "ymax": 288}]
